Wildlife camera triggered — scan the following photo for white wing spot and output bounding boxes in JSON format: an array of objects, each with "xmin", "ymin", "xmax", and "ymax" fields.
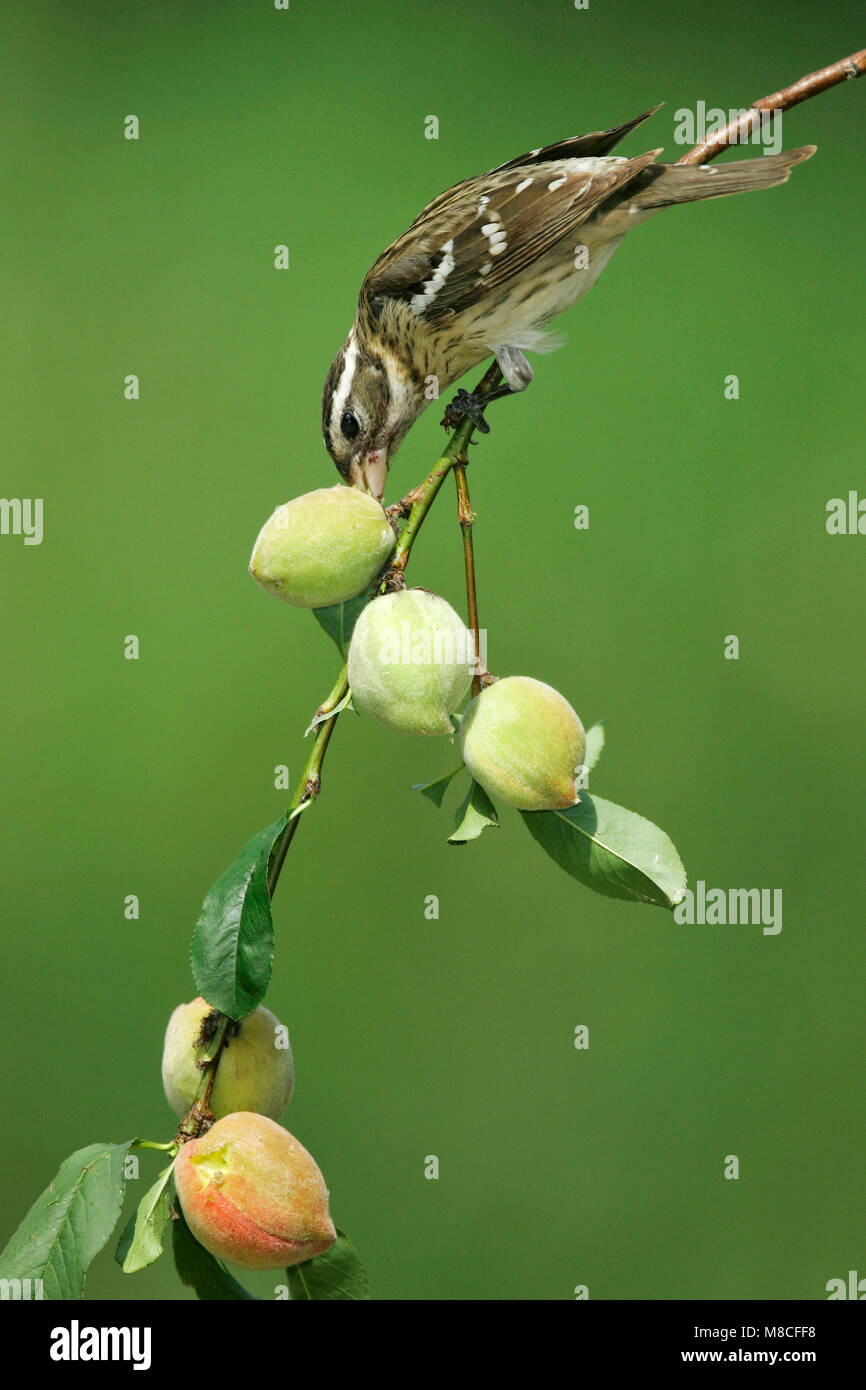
[
  {"xmin": 515, "ymin": 177, "xmax": 533, "ymax": 194},
  {"xmin": 409, "ymin": 240, "xmax": 457, "ymax": 315},
  {"xmin": 548, "ymin": 175, "xmax": 567, "ymax": 191}
]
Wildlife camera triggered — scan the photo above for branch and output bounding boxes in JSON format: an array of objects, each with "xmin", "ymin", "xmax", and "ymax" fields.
[
  {"xmin": 678, "ymin": 47, "xmax": 866, "ymax": 165},
  {"xmin": 454, "ymin": 461, "xmax": 482, "ymax": 697},
  {"xmin": 265, "ymin": 361, "xmax": 504, "ymax": 902}
]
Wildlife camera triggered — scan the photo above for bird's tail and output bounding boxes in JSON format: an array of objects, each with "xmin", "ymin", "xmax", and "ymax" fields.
[{"xmin": 628, "ymin": 145, "xmax": 816, "ymax": 211}]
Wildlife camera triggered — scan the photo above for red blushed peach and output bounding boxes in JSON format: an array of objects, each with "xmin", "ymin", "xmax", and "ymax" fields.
[{"xmin": 174, "ymin": 1113, "xmax": 336, "ymax": 1270}]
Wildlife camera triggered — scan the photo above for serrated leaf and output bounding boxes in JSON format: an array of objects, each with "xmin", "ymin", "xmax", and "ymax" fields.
[
  {"xmin": 448, "ymin": 780, "xmax": 499, "ymax": 843},
  {"xmin": 0, "ymin": 1140, "xmax": 134, "ymax": 1299},
  {"xmin": 412, "ymin": 764, "xmax": 464, "ymax": 807},
  {"xmin": 522, "ymin": 793, "xmax": 686, "ymax": 909},
  {"xmin": 171, "ymin": 1210, "xmax": 259, "ymax": 1300},
  {"xmin": 583, "ymin": 722, "xmax": 605, "ymax": 772},
  {"xmin": 287, "ymin": 1228, "xmax": 372, "ymax": 1300},
  {"xmin": 312, "ymin": 591, "xmax": 370, "ymax": 658},
  {"xmin": 190, "ymin": 813, "xmax": 288, "ymax": 1019},
  {"xmin": 116, "ymin": 1161, "xmax": 175, "ymax": 1274}
]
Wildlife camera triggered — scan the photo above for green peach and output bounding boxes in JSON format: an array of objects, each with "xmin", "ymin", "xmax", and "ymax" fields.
[
  {"xmin": 162, "ymin": 998, "xmax": 293, "ymax": 1121},
  {"xmin": 458, "ymin": 675, "xmax": 586, "ymax": 811},
  {"xmin": 174, "ymin": 1112, "xmax": 336, "ymax": 1270},
  {"xmin": 249, "ymin": 486, "xmax": 394, "ymax": 608},
  {"xmin": 347, "ymin": 588, "xmax": 474, "ymax": 736}
]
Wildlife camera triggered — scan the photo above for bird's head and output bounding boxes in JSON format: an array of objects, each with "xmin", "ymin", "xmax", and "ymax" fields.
[{"xmin": 322, "ymin": 330, "xmax": 421, "ymax": 500}]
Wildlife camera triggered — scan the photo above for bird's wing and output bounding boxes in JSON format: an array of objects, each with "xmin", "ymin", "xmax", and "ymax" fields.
[
  {"xmin": 489, "ymin": 104, "xmax": 662, "ymax": 171},
  {"xmin": 403, "ymin": 105, "xmax": 662, "ymax": 228},
  {"xmin": 362, "ymin": 149, "xmax": 662, "ymax": 324}
]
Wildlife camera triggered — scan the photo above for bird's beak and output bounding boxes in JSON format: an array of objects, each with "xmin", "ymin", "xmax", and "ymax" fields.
[{"xmin": 348, "ymin": 448, "xmax": 389, "ymax": 501}]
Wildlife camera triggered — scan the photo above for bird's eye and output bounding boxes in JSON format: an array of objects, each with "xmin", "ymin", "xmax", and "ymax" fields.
[{"xmin": 340, "ymin": 410, "xmax": 360, "ymax": 441}]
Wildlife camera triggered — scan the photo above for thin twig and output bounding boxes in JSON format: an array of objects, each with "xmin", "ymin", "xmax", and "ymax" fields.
[
  {"xmin": 678, "ymin": 47, "xmax": 866, "ymax": 165},
  {"xmin": 454, "ymin": 460, "xmax": 482, "ymax": 697}
]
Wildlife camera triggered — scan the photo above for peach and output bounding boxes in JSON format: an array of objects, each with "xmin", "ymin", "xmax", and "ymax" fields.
[
  {"xmin": 348, "ymin": 588, "xmax": 475, "ymax": 735},
  {"xmin": 174, "ymin": 1112, "xmax": 336, "ymax": 1270},
  {"xmin": 162, "ymin": 998, "xmax": 293, "ymax": 1121},
  {"xmin": 249, "ymin": 486, "xmax": 394, "ymax": 608},
  {"xmin": 458, "ymin": 675, "xmax": 586, "ymax": 810}
]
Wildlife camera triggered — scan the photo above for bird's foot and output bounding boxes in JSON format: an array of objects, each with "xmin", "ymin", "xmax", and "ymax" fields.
[{"xmin": 440, "ymin": 383, "xmax": 515, "ymax": 435}]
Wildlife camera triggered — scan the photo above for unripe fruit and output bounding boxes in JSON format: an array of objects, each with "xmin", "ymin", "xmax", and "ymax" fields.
[
  {"xmin": 249, "ymin": 486, "xmax": 394, "ymax": 608},
  {"xmin": 162, "ymin": 998, "xmax": 293, "ymax": 1122},
  {"xmin": 347, "ymin": 588, "xmax": 475, "ymax": 736},
  {"xmin": 174, "ymin": 1113, "xmax": 336, "ymax": 1270},
  {"xmin": 458, "ymin": 675, "xmax": 586, "ymax": 811}
]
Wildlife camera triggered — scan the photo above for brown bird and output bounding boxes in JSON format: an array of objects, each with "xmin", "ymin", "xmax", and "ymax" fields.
[{"xmin": 322, "ymin": 107, "xmax": 815, "ymax": 498}]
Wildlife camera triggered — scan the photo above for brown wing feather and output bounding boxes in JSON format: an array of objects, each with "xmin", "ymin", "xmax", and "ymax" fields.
[
  {"xmin": 361, "ymin": 108, "xmax": 663, "ymax": 313},
  {"xmin": 490, "ymin": 104, "xmax": 662, "ymax": 171},
  {"xmin": 363, "ymin": 150, "xmax": 662, "ymax": 325}
]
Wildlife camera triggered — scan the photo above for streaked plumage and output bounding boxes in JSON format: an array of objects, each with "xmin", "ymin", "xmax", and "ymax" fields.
[{"xmin": 322, "ymin": 107, "xmax": 815, "ymax": 497}]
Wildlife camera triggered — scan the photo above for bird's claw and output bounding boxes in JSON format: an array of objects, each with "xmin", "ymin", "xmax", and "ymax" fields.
[{"xmin": 441, "ymin": 388, "xmax": 492, "ymax": 435}]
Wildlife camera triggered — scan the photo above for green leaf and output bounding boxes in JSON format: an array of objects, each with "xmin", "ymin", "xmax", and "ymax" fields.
[
  {"xmin": 312, "ymin": 591, "xmax": 370, "ymax": 658},
  {"xmin": 412, "ymin": 764, "xmax": 464, "ymax": 807},
  {"xmin": 0, "ymin": 1140, "xmax": 134, "ymax": 1299},
  {"xmin": 190, "ymin": 813, "xmax": 288, "ymax": 1019},
  {"xmin": 583, "ymin": 721, "xmax": 605, "ymax": 772},
  {"xmin": 171, "ymin": 1210, "xmax": 259, "ymax": 1300},
  {"xmin": 287, "ymin": 1228, "xmax": 372, "ymax": 1300},
  {"xmin": 522, "ymin": 793, "xmax": 686, "ymax": 909},
  {"xmin": 116, "ymin": 1161, "xmax": 175, "ymax": 1274},
  {"xmin": 448, "ymin": 780, "xmax": 499, "ymax": 843},
  {"xmin": 304, "ymin": 688, "xmax": 353, "ymax": 737}
]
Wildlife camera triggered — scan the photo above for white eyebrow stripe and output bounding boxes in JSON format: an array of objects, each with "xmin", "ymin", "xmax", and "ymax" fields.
[{"xmin": 330, "ymin": 327, "xmax": 359, "ymax": 433}]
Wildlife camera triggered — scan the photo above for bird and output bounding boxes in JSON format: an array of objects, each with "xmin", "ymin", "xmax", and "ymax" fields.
[{"xmin": 322, "ymin": 107, "xmax": 815, "ymax": 499}]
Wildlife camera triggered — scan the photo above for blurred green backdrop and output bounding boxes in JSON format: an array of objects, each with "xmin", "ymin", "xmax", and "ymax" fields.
[{"xmin": 2, "ymin": 0, "xmax": 864, "ymax": 1301}]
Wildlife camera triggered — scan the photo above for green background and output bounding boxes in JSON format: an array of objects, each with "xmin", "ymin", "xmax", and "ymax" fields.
[{"xmin": 2, "ymin": 0, "xmax": 864, "ymax": 1301}]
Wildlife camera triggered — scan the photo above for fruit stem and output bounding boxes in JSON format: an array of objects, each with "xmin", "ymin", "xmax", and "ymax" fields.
[{"xmin": 453, "ymin": 459, "xmax": 482, "ymax": 697}]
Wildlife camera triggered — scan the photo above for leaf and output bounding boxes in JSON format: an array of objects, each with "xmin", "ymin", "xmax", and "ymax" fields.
[
  {"xmin": 521, "ymin": 793, "xmax": 686, "ymax": 909},
  {"xmin": 115, "ymin": 1161, "xmax": 175, "ymax": 1274},
  {"xmin": 171, "ymin": 1210, "xmax": 259, "ymax": 1300},
  {"xmin": 583, "ymin": 721, "xmax": 605, "ymax": 772},
  {"xmin": 312, "ymin": 591, "xmax": 370, "ymax": 658},
  {"xmin": 287, "ymin": 1228, "xmax": 372, "ymax": 1300},
  {"xmin": 448, "ymin": 780, "xmax": 499, "ymax": 843},
  {"xmin": 412, "ymin": 764, "xmax": 464, "ymax": 807},
  {"xmin": 0, "ymin": 1140, "xmax": 134, "ymax": 1299},
  {"xmin": 190, "ymin": 813, "xmax": 288, "ymax": 1019},
  {"xmin": 304, "ymin": 688, "xmax": 353, "ymax": 737}
]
